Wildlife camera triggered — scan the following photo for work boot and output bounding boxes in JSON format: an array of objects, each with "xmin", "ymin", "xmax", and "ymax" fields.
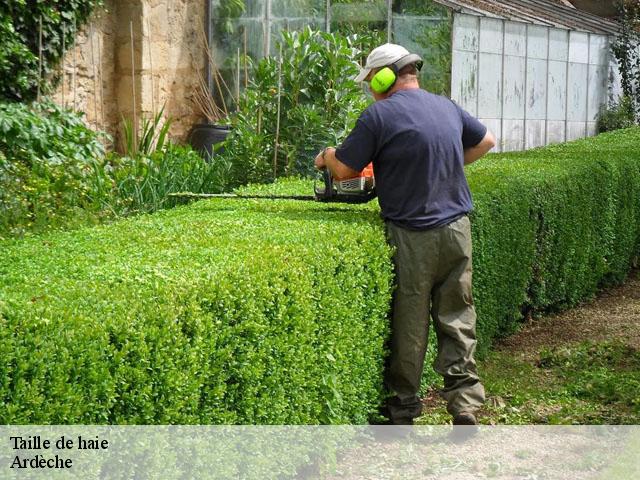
[
  {"xmin": 452, "ymin": 412, "xmax": 478, "ymax": 425},
  {"xmin": 450, "ymin": 412, "xmax": 479, "ymax": 443}
]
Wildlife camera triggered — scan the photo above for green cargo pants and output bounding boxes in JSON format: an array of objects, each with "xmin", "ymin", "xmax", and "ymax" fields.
[{"xmin": 383, "ymin": 215, "xmax": 485, "ymax": 423}]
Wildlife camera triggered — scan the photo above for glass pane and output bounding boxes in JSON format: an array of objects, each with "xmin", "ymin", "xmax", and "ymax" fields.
[
  {"xmin": 270, "ymin": 0, "xmax": 326, "ymax": 56},
  {"xmin": 331, "ymin": 0, "xmax": 388, "ymax": 65},
  {"xmin": 271, "ymin": 0, "xmax": 325, "ymax": 18},
  {"xmin": 391, "ymin": 0, "xmax": 452, "ymax": 96},
  {"xmin": 211, "ymin": 0, "xmax": 266, "ymax": 113}
]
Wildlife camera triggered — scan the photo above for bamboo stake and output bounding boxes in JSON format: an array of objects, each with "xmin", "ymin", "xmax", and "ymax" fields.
[
  {"xmin": 273, "ymin": 44, "xmax": 283, "ymax": 179},
  {"xmin": 198, "ymin": 25, "xmax": 228, "ymax": 115},
  {"xmin": 62, "ymin": 23, "xmax": 66, "ymax": 108},
  {"xmin": 147, "ymin": 18, "xmax": 156, "ymax": 115},
  {"xmin": 130, "ymin": 21, "xmax": 137, "ymax": 148},
  {"xmin": 243, "ymin": 27, "xmax": 248, "ymax": 88},
  {"xmin": 90, "ymin": 22, "xmax": 99, "ymax": 130},
  {"xmin": 236, "ymin": 47, "xmax": 241, "ymax": 104},
  {"xmin": 97, "ymin": 22, "xmax": 105, "ymax": 132},
  {"xmin": 73, "ymin": 17, "xmax": 77, "ymax": 110},
  {"xmin": 37, "ymin": 17, "xmax": 42, "ymax": 102}
]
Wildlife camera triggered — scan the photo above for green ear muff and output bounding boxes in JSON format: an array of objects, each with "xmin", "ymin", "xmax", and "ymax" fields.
[{"xmin": 370, "ymin": 67, "xmax": 397, "ymax": 94}]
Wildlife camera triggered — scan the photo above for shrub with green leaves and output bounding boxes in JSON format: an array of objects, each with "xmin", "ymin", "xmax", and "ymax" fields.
[
  {"xmin": 101, "ymin": 144, "xmax": 233, "ymax": 216},
  {"xmin": 221, "ymin": 27, "xmax": 370, "ymax": 186},
  {"xmin": 467, "ymin": 127, "xmax": 640, "ymax": 348},
  {"xmin": 1, "ymin": 129, "xmax": 639, "ymax": 424},
  {"xmin": 0, "ymin": 101, "xmax": 106, "ymax": 238},
  {"xmin": 0, "ymin": 101, "xmax": 233, "ymax": 237}
]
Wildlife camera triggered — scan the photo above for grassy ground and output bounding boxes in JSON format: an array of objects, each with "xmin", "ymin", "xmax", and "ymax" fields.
[{"xmin": 417, "ymin": 269, "xmax": 640, "ymax": 425}]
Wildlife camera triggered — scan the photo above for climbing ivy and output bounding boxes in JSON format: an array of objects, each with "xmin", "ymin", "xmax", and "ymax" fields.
[
  {"xmin": 611, "ymin": 0, "xmax": 640, "ymax": 120},
  {"xmin": 0, "ymin": 1, "xmax": 102, "ymax": 102}
]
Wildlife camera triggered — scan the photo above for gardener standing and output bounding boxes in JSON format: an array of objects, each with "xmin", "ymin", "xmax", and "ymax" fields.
[{"xmin": 315, "ymin": 43, "xmax": 496, "ymax": 425}]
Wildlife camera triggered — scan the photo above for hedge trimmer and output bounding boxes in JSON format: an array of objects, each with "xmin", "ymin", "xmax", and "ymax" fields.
[{"xmin": 170, "ymin": 164, "xmax": 376, "ymax": 204}]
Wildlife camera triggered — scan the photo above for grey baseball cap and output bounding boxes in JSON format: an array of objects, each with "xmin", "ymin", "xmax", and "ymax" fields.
[{"xmin": 354, "ymin": 43, "xmax": 411, "ymax": 83}]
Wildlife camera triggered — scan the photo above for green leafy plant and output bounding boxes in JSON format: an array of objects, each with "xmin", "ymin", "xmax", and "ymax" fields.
[
  {"xmin": 221, "ymin": 27, "xmax": 370, "ymax": 186},
  {"xmin": 597, "ymin": 95, "xmax": 637, "ymax": 133},
  {"xmin": 104, "ymin": 144, "xmax": 232, "ymax": 215},
  {"xmin": 0, "ymin": 1, "xmax": 103, "ymax": 102},
  {"xmin": 611, "ymin": 0, "xmax": 640, "ymax": 121},
  {"xmin": 0, "ymin": 100, "xmax": 107, "ymax": 237},
  {"xmin": 121, "ymin": 106, "xmax": 172, "ymax": 158}
]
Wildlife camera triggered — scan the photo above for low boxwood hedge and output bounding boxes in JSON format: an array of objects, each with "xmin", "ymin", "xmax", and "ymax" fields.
[
  {"xmin": 1, "ymin": 128, "xmax": 639, "ymax": 424},
  {"xmin": 0, "ymin": 197, "xmax": 392, "ymax": 424}
]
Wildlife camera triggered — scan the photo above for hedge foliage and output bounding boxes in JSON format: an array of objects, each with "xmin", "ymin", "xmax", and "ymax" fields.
[
  {"xmin": 468, "ymin": 128, "xmax": 640, "ymax": 349},
  {"xmin": 1, "ymin": 128, "xmax": 639, "ymax": 424},
  {"xmin": 0, "ymin": 1, "xmax": 102, "ymax": 102},
  {"xmin": 0, "ymin": 195, "xmax": 393, "ymax": 424}
]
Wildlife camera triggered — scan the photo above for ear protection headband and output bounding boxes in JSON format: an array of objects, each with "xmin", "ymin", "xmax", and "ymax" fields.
[{"xmin": 370, "ymin": 53, "xmax": 423, "ymax": 94}]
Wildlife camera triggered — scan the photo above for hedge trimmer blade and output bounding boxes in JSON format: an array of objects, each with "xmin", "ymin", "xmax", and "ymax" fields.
[{"xmin": 168, "ymin": 192, "xmax": 317, "ymax": 201}]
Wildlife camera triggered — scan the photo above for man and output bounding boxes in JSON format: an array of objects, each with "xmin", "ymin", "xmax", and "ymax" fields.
[{"xmin": 314, "ymin": 43, "xmax": 496, "ymax": 425}]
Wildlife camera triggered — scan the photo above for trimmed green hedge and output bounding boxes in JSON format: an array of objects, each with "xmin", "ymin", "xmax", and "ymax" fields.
[
  {"xmin": 468, "ymin": 128, "xmax": 640, "ymax": 348},
  {"xmin": 0, "ymin": 197, "xmax": 392, "ymax": 424},
  {"xmin": 1, "ymin": 128, "xmax": 639, "ymax": 424}
]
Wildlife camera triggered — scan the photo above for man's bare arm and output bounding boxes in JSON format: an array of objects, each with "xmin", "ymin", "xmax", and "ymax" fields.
[
  {"xmin": 314, "ymin": 147, "xmax": 360, "ymax": 179},
  {"xmin": 464, "ymin": 131, "xmax": 496, "ymax": 165}
]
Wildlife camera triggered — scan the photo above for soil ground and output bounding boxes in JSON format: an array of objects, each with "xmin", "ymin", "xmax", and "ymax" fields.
[{"xmin": 418, "ymin": 269, "xmax": 640, "ymax": 425}]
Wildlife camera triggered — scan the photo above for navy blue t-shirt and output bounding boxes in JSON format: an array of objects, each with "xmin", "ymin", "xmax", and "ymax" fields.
[{"xmin": 335, "ymin": 89, "xmax": 487, "ymax": 230}]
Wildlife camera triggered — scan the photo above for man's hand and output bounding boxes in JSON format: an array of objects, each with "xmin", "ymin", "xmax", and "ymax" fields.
[
  {"xmin": 314, "ymin": 148, "xmax": 329, "ymax": 170},
  {"xmin": 314, "ymin": 147, "xmax": 360, "ymax": 180}
]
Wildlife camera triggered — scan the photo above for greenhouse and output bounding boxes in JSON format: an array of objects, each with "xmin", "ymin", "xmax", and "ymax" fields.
[{"xmin": 211, "ymin": 0, "xmax": 621, "ymax": 151}]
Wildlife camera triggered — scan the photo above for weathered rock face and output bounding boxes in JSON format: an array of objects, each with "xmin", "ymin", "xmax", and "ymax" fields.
[{"xmin": 52, "ymin": 0, "xmax": 206, "ymax": 149}]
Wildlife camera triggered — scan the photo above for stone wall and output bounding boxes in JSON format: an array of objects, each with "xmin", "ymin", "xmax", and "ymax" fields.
[{"xmin": 52, "ymin": 0, "xmax": 207, "ymax": 150}]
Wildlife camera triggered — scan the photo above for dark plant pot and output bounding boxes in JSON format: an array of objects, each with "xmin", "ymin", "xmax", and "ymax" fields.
[{"xmin": 188, "ymin": 123, "xmax": 231, "ymax": 161}]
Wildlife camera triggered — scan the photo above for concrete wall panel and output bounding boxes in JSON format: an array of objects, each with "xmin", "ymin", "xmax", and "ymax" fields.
[
  {"xmin": 453, "ymin": 14, "xmax": 479, "ymax": 52},
  {"xmin": 504, "ymin": 21, "xmax": 527, "ymax": 57},
  {"xmin": 527, "ymin": 25, "xmax": 548, "ymax": 60},
  {"xmin": 569, "ymin": 31, "xmax": 589, "ymax": 64},
  {"xmin": 525, "ymin": 120, "xmax": 545, "ymax": 149},
  {"xmin": 452, "ymin": 50, "xmax": 479, "ymax": 116},
  {"xmin": 549, "ymin": 28, "xmax": 569, "ymax": 62},
  {"xmin": 588, "ymin": 64, "xmax": 608, "ymax": 121},
  {"xmin": 526, "ymin": 58, "xmax": 547, "ymax": 120},
  {"xmin": 547, "ymin": 120, "xmax": 566, "ymax": 145},
  {"xmin": 503, "ymin": 55, "xmax": 526, "ymax": 119},
  {"xmin": 547, "ymin": 60, "xmax": 567, "ymax": 121},
  {"xmin": 589, "ymin": 34, "xmax": 609, "ymax": 65},
  {"xmin": 567, "ymin": 122, "xmax": 587, "ymax": 141},
  {"xmin": 479, "ymin": 18, "xmax": 503, "ymax": 54},
  {"xmin": 503, "ymin": 119, "xmax": 525, "ymax": 152},
  {"xmin": 478, "ymin": 53, "xmax": 502, "ymax": 118},
  {"xmin": 567, "ymin": 62, "xmax": 588, "ymax": 122}
]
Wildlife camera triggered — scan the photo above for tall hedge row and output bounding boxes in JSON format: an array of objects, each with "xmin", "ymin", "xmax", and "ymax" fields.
[
  {"xmin": 1, "ymin": 128, "xmax": 639, "ymax": 424},
  {"xmin": 468, "ymin": 128, "xmax": 640, "ymax": 348}
]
